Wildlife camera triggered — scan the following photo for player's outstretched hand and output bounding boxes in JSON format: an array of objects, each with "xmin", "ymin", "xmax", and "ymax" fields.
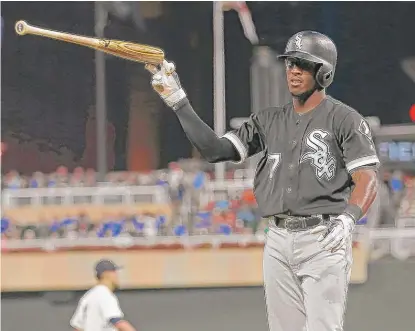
[
  {"xmin": 310, "ymin": 215, "xmax": 355, "ymax": 252},
  {"xmin": 145, "ymin": 60, "xmax": 187, "ymax": 108}
]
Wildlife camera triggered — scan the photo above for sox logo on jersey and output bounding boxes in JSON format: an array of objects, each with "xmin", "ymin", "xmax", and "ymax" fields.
[{"xmin": 300, "ymin": 129, "xmax": 336, "ymax": 180}]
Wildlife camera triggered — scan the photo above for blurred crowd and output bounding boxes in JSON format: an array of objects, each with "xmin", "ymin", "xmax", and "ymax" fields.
[
  {"xmin": 2, "ymin": 164, "xmax": 186, "ymax": 189},
  {"xmin": 2, "ymin": 162, "xmax": 414, "ymax": 243},
  {"xmin": 1, "ymin": 193, "xmax": 264, "ymax": 241},
  {"xmin": 1, "ymin": 162, "xmax": 267, "ymax": 242},
  {"xmin": 1, "ymin": 212, "xmax": 168, "ymax": 240},
  {"xmin": 378, "ymin": 170, "xmax": 415, "ymax": 225},
  {"xmin": 1, "ymin": 197, "xmax": 264, "ymax": 241}
]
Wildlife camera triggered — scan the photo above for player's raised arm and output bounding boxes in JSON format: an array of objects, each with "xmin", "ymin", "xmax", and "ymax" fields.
[{"xmin": 146, "ymin": 61, "xmax": 264, "ymax": 163}]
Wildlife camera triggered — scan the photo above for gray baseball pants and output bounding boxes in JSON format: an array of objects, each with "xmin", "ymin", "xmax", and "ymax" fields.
[{"xmin": 263, "ymin": 219, "xmax": 352, "ymax": 331}]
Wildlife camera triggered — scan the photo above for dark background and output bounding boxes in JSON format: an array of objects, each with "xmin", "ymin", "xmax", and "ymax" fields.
[{"xmin": 2, "ymin": 2, "xmax": 414, "ymax": 171}]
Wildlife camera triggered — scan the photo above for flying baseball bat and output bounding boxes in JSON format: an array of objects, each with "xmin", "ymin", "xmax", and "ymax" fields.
[{"xmin": 15, "ymin": 20, "xmax": 165, "ymax": 65}]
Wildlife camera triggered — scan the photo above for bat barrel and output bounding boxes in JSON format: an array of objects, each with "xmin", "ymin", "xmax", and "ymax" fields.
[{"xmin": 14, "ymin": 20, "xmax": 165, "ymax": 65}]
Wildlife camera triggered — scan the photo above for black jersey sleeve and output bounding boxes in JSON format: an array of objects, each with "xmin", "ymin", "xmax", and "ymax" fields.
[
  {"xmin": 222, "ymin": 112, "xmax": 265, "ymax": 163},
  {"xmin": 337, "ymin": 111, "xmax": 380, "ymax": 173},
  {"xmin": 174, "ymin": 99, "xmax": 238, "ymax": 163}
]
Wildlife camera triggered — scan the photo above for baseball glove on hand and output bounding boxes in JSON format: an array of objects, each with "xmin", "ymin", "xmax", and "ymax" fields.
[
  {"xmin": 146, "ymin": 60, "xmax": 187, "ymax": 108},
  {"xmin": 310, "ymin": 215, "xmax": 355, "ymax": 252}
]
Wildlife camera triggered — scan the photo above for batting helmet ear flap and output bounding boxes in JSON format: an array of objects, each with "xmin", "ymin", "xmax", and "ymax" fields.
[{"xmin": 315, "ymin": 62, "xmax": 335, "ymax": 89}]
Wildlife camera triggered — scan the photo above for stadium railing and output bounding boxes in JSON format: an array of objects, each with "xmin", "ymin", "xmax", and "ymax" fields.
[{"xmin": 2, "ymin": 185, "xmax": 169, "ymax": 207}]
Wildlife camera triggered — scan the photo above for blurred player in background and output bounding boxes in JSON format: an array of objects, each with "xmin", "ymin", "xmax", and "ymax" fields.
[{"xmin": 70, "ymin": 259, "xmax": 137, "ymax": 331}]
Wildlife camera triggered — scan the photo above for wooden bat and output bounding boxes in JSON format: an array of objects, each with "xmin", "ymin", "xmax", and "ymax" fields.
[{"xmin": 15, "ymin": 20, "xmax": 165, "ymax": 65}]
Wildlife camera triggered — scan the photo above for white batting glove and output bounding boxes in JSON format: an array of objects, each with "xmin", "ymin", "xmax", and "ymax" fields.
[
  {"xmin": 145, "ymin": 60, "xmax": 187, "ymax": 108},
  {"xmin": 310, "ymin": 215, "xmax": 355, "ymax": 252}
]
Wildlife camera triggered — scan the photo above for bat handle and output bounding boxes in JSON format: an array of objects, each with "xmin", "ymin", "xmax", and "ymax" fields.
[
  {"xmin": 145, "ymin": 60, "xmax": 176, "ymax": 75},
  {"xmin": 15, "ymin": 20, "xmax": 29, "ymax": 36},
  {"xmin": 145, "ymin": 64, "xmax": 159, "ymax": 74}
]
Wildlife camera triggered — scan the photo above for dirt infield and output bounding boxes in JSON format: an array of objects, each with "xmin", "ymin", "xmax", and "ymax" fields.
[{"xmin": 2, "ymin": 258, "xmax": 414, "ymax": 331}]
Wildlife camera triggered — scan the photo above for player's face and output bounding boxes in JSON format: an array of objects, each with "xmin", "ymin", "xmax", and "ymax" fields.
[
  {"xmin": 285, "ymin": 58, "xmax": 319, "ymax": 96},
  {"xmin": 109, "ymin": 271, "xmax": 120, "ymax": 290}
]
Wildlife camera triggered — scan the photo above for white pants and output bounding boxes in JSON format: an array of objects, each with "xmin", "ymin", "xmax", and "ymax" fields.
[{"xmin": 263, "ymin": 220, "xmax": 352, "ymax": 331}]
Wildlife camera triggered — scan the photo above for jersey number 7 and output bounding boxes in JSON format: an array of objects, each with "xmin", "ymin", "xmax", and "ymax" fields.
[{"xmin": 268, "ymin": 153, "xmax": 282, "ymax": 179}]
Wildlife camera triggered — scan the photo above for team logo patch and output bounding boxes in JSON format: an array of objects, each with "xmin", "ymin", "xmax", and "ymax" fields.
[
  {"xmin": 358, "ymin": 119, "xmax": 372, "ymax": 139},
  {"xmin": 295, "ymin": 34, "xmax": 303, "ymax": 50},
  {"xmin": 300, "ymin": 129, "xmax": 336, "ymax": 181}
]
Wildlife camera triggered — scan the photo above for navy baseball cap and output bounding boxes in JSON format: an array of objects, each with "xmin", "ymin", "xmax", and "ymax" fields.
[{"xmin": 95, "ymin": 259, "xmax": 122, "ymax": 278}]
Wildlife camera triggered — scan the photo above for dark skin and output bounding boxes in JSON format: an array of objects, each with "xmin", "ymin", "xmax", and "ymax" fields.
[
  {"xmin": 350, "ymin": 169, "xmax": 378, "ymax": 216},
  {"xmin": 286, "ymin": 58, "xmax": 378, "ymax": 216},
  {"xmin": 285, "ymin": 57, "xmax": 326, "ymax": 113}
]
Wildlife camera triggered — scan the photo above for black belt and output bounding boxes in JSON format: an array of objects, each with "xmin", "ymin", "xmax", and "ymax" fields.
[{"xmin": 272, "ymin": 214, "xmax": 331, "ymax": 231}]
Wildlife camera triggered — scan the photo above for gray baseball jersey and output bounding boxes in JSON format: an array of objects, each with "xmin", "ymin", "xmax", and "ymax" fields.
[{"xmin": 223, "ymin": 96, "xmax": 380, "ymax": 217}]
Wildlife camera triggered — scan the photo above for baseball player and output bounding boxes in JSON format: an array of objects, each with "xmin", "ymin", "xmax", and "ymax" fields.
[
  {"xmin": 146, "ymin": 31, "xmax": 379, "ymax": 331},
  {"xmin": 70, "ymin": 259, "xmax": 137, "ymax": 331}
]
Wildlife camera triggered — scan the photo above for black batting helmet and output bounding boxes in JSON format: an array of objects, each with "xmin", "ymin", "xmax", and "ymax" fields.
[{"xmin": 278, "ymin": 31, "xmax": 337, "ymax": 89}]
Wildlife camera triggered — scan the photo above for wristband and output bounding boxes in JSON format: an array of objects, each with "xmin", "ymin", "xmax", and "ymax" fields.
[
  {"xmin": 343, "ymin": 204, "xmax": 363, "ymax": 223},
  {"xmin": 109, "ymin": 317, "xmax": 122, "ymax": 326},
  {"xmin": 172, "ymin": 97, "xmax": 190, "ymax": 112},
  {"xmin": 165, "ymin": 88, "xmax": 187, "ymax": 108}
]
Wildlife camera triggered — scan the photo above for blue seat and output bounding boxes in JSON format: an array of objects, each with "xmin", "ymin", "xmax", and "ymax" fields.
[
  {"xmin": 215, "ymin": 200, "xmax": 229, "ymax": 210},
  {"xmin": 390, "ymin": 178, "xmax": 404, "ymax": 192},
  {"xmin": 192, "ymin": 171, "xmax": 205, "ymax": 189},
  {"xmin": 218, "ymin": 224, "xmax": 232, "ymax": 235},
  {"xmin": 1, "ymin": 218, "xmax": 9, "ymax": 233},
  {"xmin": 174, "ymin": 225, "xmax": 187, "ymax": 236},
  {"xmin": 195, "ymin": 212, "xmax": 211, "ymax": 229},
  {"xmin": 237, "ymin": 210, "xmax": 255, "ymax": 222}
]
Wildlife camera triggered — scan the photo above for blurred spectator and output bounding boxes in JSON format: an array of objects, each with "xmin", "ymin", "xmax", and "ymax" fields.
[
  {"xmin": 70, "ymin": 167, "xmax": 85, "ymax": 187},
  {"xmin": 5, "ymin": 170, "xmax": 23, "ymax": 189},
  {"xmin": 241, "ymin": 189, "xmax": 256, "ymax": 205},
  {"xmin": 20, "ymin": 225, "xmax": 38, "ymax": 240},
  {"xmin": 141, "ymin": 212, "xmax": 158, "ymax": 237},
  {"xmin": 77, "ymin": 212, "xmax": 93, "ymax": 237},
  {"xmin": 236, "ymin": 201, "xmax": 259, "ymax": 233},
  {"xmin": 49, "ymin": 215, "xmax": 63, "ymax": 238},
  {"xmin": 97, "ymin": 213, "xmax": 116, "ymax": 238},
  {"xmin": 125, "ymin": 172, "xmax": 139, "ymax": 186},
  {"xmin": 193, "ymin": 212, "xmax": 212, "ymax": 235},
  {"xmin": 121, "ymin": 215, "xmax": 143, "ymax": 238},
  {"xmin": 55, "ymin": 166, "xmax": 69, "ymax": 186},
  {"xmin": 0, "ymin": 217, "xmax": 19, "ymax": 239},
  {"xmin": 29, "ymin": 172, "xmax": 46, "ymax": 188},
  {"xmin": 47, "ymin": 173, "xmax": 58, "ymax": 188},
  {"xmin": 84, "ymin": 168, "xmax": 97, "ymax": 187}
]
